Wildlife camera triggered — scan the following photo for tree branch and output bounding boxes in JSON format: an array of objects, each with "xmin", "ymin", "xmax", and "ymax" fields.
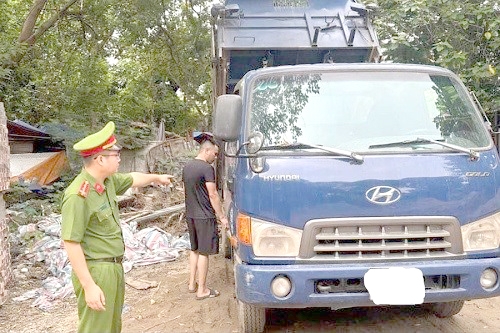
[
  {"xmin": 19, "ymin": 0, "xmax": 80, "ymax": 46},
  {"xmin": 18, "ymin": 0, "xmax": 48, "ymax": 43}
]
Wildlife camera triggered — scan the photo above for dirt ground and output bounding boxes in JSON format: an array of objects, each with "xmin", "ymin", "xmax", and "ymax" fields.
[{"xmin": 2, "ymin": 249, "xmax": 500, "ymax": 333}]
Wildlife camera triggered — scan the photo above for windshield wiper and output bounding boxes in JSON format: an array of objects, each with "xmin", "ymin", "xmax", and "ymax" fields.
[
  {"xmin": 369, "ymin": 138, "xmax": 479, "ymax": 160},
  {"xmin": 262, "ymin": 142, "xmax": 364, "ymax": 163}
]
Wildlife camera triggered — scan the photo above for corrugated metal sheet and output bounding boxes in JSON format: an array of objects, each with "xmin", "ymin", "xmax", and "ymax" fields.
[{"xmin": 7, "ymin": 119, "xmax": 50, "ymax": 139}]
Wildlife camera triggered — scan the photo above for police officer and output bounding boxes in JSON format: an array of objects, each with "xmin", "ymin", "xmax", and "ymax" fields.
[{"xmin": 61, "ymin": 121, "xmax": 173, "ymax": 333}]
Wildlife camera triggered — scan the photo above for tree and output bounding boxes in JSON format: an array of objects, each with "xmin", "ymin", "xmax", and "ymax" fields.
[
  {"xmin": 1, "ymin": 0, "xmax": 79, "ymax": 89},
  {"xmin": 110, "ymin": 0, "xmax": 212, "ymax": 132},
  {"xmin": 0, "ymin": 0, "xmax": 213, "ymax": 144},
  {"xmin": 4, "ymin": 0, "xmax": 496, "ymax": 141},
  {"xmin": 374, "ymin": 0, "xmax": 499, "ymax": 115}
]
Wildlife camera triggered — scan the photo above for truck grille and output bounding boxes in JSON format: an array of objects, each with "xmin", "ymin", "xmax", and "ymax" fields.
[{"xmin": 299, "ymin": 216, "xmax": 463, "ymax": 261}]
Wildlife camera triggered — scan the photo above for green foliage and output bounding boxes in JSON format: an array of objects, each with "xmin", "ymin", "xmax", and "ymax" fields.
[
  {"xmin": 5, "ymin": 185, "xmax": 58, "ymax": 227},
  {"xmin": 1, "ymin": 0, "xmax": 213, "ymax": 146},
  {"xmin": 374, "ymin": 0, "xmax": 499, "ymax": 115},
  {"xmin": 5, "ymin": 173, "xmax": 76, "ymax": 231}
]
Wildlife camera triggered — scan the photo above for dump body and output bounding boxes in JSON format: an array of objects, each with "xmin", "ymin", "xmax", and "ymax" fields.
[
  {"xmin": 211, "ymin": 2, "xmax": 500, "ymax": 333},
  {"xmin": 211, "ymin": 0, "xmax": 380, "ymax": 98}
]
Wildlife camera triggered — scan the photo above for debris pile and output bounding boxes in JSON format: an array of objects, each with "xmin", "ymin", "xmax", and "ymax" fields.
[{"xmin": 9, "ymin": 201, "xmax": 189, "ymax": 311}]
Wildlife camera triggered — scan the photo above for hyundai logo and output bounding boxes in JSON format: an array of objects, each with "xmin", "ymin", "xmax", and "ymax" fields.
[{"xmin": 366, "ymin": 186, "xmax": 401, "ymax": 205}]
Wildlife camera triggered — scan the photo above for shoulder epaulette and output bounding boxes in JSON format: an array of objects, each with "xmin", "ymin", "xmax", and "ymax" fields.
[{"xmin": 78, "ymin": 180, "xmax": 90, "ymax": 198}]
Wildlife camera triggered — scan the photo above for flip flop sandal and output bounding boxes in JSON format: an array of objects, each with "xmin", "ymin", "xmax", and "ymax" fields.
[
  {"xmin": 188, "ymin": 283, "xmax": 198, "ymax": 293},
  {"xmin": 195, "ymin": 288, "xmax": 220, "ymax": 300}
]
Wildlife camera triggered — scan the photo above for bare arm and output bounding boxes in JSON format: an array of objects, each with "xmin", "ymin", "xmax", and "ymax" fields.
[
  {"xmin": 206, "ymin": 181, "xmax": 228, "ymax": 229},
  {"xmin": 63, "ymin": 241, "xmax": 106, "ymax": 311},
  {"xmin": 130, "ymin": 172, "xmax": 173, "ymax": 188}
]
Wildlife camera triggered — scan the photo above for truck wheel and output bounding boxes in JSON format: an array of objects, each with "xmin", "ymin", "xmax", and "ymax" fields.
[
  {"xmin": 238, "ymin": 300, "xmax": 266, "ymax": 333},
  {"xmin": 430, "ymin": 300, "xmax": 465, "ymax": 318}
]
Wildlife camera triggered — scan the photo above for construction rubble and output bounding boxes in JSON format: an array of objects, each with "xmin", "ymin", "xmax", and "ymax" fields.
[{"xmin": 9, "ymin": 202, "xmax": 188, "ymax": 311}]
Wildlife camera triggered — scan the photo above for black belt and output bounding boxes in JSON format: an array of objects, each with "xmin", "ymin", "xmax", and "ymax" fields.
[{"xmin": 87, "ymin": 256, "xmax": 123, "ymax": 264}]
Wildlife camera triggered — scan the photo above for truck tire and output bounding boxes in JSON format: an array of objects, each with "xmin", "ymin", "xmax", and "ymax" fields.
[
  {"xmin": 238, "ymin": 300, "xmax": 266, "ymax": 333},
  {"xmin": 429, "ymin": 300, "xmax": 465, "ymax": 318}
]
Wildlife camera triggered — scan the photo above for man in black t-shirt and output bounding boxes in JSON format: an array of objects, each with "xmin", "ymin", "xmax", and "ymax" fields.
[{"xmin": 182, "ymin": 136, "xmax": 228, "ymax": 300}]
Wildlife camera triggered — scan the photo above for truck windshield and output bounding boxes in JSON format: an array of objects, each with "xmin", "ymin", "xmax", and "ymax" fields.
[{"xmin": 248, "ymin": 71, "xmax": 491, "ymax": 153}]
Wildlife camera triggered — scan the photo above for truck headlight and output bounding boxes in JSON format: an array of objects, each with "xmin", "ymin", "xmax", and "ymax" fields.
[
  {"xmin": 252, "ymin": 219, "xmax": 302, "ymax": 256},
  {"xmin": 462, "ymin": 212, "xmax": 500, "ymax": 251}
]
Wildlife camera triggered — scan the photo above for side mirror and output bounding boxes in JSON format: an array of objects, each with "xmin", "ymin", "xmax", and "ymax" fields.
[
  {"xmin": 246, "ymin": 131, "xmax": 264, "ymax": 154},
  {"xmin": 213, "ymin": 95, "xmax": 242, "ymax": 142}
]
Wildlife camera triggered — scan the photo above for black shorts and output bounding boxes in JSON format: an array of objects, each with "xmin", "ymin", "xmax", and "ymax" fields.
[{"xmin": 186, "ymin": 217, "xmax": 219, "ymax": 255}]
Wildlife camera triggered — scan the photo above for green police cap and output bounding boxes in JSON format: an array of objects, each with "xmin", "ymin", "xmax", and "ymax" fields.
[{"xmin": 73, "ymin": 121, "xmax": 119, "ymax": 157}]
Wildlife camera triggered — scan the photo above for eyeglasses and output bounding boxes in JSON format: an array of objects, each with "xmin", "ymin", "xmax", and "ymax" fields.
[
  {"xmin": 94, "ymin": 151, "xmax": 121, "ymax": 159},
  {"xmin": 102, "ymin": 152, "xmax": 120, "ymax": 157}
]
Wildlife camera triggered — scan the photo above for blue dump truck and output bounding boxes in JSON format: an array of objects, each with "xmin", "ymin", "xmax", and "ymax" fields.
[{"xmin": 210, "ymin": 1, "xmax": 500, "ymax": 332}]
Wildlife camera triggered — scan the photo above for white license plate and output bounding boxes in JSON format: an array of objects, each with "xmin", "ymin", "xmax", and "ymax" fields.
[{"xmin": 364, "ymin": 267, "xmax": 425, "ymax": 305}]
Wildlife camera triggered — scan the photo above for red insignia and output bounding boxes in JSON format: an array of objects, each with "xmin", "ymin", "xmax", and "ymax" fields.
[
  {"xmin": 94, "ymin": 183, "xmax": 105, "ymax": 194},
  {"xmin": 78, "ymin": 181, "xmax": 90, "ymax": 198}
]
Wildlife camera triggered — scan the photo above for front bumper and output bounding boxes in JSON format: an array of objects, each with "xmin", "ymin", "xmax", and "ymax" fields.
[{"xmin": 235, "ymin": 257, "xmax": 500, "ymax": 309}]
